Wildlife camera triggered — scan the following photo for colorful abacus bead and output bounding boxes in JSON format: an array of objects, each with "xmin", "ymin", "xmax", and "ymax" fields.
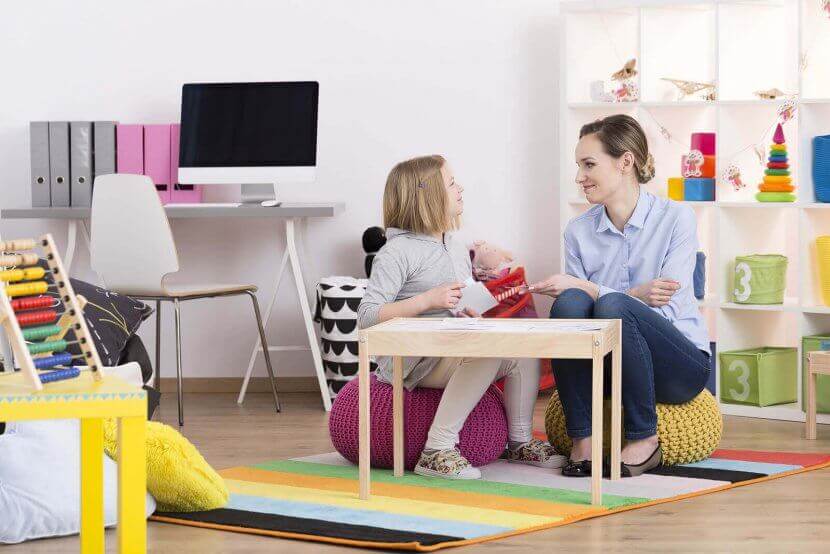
[{"xmin": 39, "ymin": 367, "xmax": 81, "ymax": 384}]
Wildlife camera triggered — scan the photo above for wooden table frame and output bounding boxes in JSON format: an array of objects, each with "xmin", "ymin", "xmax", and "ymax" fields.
[
  {"xmin": 806, "ymin": 351, "xmax": 830, "ymax": 440},
  {"xmin": 357, "ymin": 318, "xmax": 622, "ymax": 506}
]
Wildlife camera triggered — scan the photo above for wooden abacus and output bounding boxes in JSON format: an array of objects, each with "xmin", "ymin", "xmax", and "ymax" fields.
[{"xmin": 0, "ymin": 234, "xmax": 103, "ymax": 390}]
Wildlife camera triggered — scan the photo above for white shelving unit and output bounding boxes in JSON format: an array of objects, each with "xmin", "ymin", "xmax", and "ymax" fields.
[{"xmin": 560, "ymin": 0, "xmax": 830, "ymax": 424}]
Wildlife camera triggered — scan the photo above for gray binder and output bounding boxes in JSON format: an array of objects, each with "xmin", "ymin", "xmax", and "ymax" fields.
[
  {"xmin": 70, "ymin": 121, "xmax": 93, "ymax": 207},
  {"xmin": 93, "ymin": 121, "xmax": 116, "ymax": 180},
  {"xmin": 29, "ymin": 122, "xmax": 51, "ymax": 207},
  {"xmin": 48, "ymin": 121, "xmax": 70, "ymax": 207}
]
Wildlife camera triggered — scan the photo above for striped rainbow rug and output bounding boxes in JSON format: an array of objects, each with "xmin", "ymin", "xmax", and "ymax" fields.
[{"xmin": 152, "ymin": 449, "xmax": 830, "ymax": 551}]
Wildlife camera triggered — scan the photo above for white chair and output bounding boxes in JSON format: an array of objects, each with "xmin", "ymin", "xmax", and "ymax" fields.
[{"xmin": 90, "ymin": 174, "xmax": 280, "ymax": 426}]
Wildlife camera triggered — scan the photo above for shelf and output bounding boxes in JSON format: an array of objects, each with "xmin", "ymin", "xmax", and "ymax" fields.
[
  {"xmin": 803, "ymin": 306, "xmax": 830, "ymax": 315},
  {"xmin": 716, "ymin": 201, "xmax": 799, "ymax": 209},
  {"xmin": 801, "ymin": 203, "xmax": 830, "ymax": 210},
  {"xmin": 800, "ymin": 99, "xmax": 830, "ymax": 105},
  {"xmin": 640, "ymin": 101, "xmax": 714, "ymax": 108},
  {"xmin": 720, "ymin": 299, "xmax": 800, "ymax": 313},
  {"xmin": 719, "ymin": 402, "xmax": 830, "ymax": 425},
  {"xmin": 567, "ymin": 102, "xmax": 639, "ymax": 109}
]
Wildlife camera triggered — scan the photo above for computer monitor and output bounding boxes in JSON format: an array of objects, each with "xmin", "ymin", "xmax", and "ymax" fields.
[{"xmin": 178, "ymin": 81, "xmax": 319, "ymax": 206}]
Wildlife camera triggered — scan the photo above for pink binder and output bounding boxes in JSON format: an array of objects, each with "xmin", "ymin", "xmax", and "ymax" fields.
[
  {"xmin": 169, "ymin": 124, "xmax": 203, "ymax": 203},
  {"xmin": 143, "ymin": 124, "xmax": 171, "ymax": 204},
  {"xmin": 115, "ymin": 124, "xmax": 144, "ymax": 175}
]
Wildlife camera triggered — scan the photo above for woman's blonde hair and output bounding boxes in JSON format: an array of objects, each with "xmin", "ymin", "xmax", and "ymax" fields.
[
  {"xmin": 383, "ymin": 154, "xmax": 458, "ymax": 235},
  {"xmin": 579, "ymin": 114, "xmax": 655, "ymax": 184}
]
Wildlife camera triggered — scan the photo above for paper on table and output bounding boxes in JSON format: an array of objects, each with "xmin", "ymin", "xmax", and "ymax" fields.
[{"xmin": 453, "ymin": 277, "xmax": 498, "ymax": 316}]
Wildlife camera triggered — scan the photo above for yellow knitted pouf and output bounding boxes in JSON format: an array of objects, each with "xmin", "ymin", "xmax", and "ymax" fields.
[
  {"xmin": 544, "ymin": 389, "xmax": 722, "ymax": 466},
  {"xmin": 104, "ymin": 419, "xmax": 229, "ymax": 512}
]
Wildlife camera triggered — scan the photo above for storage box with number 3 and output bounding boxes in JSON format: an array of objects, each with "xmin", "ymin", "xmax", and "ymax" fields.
[{"xmin": 719, "ymin": 347, "xmax": 797, "ymax": 406}]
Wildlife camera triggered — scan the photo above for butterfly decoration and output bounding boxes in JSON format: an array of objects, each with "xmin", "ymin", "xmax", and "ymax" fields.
[
  {"xmin": 682, "ymin": 150, "xmax": 705, "ymax": 178},
  {"xmin": 778, "ymin": 99, "xmax": 796, "ymax": 124},
  {"xmin": 723, "ymin": 164, "xmax": 745, "ymax": 192},
  {"xmin": 611, "ymin": 59, "xmax": 638, "ymax": 81}
]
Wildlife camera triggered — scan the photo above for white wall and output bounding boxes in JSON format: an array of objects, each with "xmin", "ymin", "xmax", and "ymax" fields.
[{"xmin": 0, "ymin": 0, "xmax": 562, "ymax": 378}]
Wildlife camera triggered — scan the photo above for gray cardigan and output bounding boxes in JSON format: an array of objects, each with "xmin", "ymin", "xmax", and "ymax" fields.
[{"xmin": 357, "ymin": 227, "xmax": 472, "ymax": 389}]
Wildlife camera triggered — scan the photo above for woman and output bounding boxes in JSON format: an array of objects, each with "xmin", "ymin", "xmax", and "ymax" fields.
[{"xmin": 528, "ymin": 114, "xmax": 711, "ymax": 478}]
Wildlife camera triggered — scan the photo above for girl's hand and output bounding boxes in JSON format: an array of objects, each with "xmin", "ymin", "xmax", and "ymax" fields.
[
  {"xmin": 527, "ymin": 274, "xmax": 585, "ymax": 298},
  {"xmin": 420, "ymin": 282, "xmax": 465, "ymax": 311},
  {"xmin": 627, "ymin": 279, "xmax": 680, "ymax": 307}
]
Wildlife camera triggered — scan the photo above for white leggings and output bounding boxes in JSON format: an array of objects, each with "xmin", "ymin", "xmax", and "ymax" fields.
[{"xmin": 418, "ymin": 357, "xmax": 540, "ymax": 451}]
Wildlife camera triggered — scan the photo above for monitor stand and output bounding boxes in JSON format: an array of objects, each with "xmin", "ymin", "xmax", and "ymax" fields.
[{"xmin": 241, "ymin": 183, "xmax": 281, "ymax": 207}]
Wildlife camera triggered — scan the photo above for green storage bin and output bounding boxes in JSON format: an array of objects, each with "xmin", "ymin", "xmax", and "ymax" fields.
[
  {"xmin": 732, "ymin": 254, "xmax": 788, "ymax": 304},
  {"xmin": 719, "ymin": 347, "xmax": 797, "ymax": 406},
  {"xmin": 802, "ymin": 335, "xmax": 830, "ymax": 414}
]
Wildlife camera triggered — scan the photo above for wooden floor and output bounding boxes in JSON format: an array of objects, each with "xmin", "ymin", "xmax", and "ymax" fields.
[{"xmin": 10, "ymin": 391, "xmax": 830, "ymax": 553}]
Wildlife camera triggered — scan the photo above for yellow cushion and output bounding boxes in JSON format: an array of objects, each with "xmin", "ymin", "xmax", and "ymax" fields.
[
  {"xmin": 104, "ymin": 419, "xmax": 228, "ymax": 512},
  {"xmin": 544, "ymin": 389, "xmax": 722, "ymax": 466}
]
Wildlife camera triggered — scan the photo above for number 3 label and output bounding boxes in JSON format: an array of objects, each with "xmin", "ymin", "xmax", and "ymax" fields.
[
  {"xmin": 728, "ymin": 360, "xmax": 751, "ymax": 402},
  {"xmin": 734, "ymin": 262, "xmax": 752, "ymax": 302}
]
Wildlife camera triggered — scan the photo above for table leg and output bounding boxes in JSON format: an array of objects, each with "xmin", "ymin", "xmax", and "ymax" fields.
[
  {"xmin": 65, "ymin": 220, "xmax": 79, "ymax": 274},
  {"xmin": 807, "ymin": 369, "xmax": 817, "ymax": 440},
  {"xmin": 238, "ymin": 248, "xmax": 289, "ymax": 405},
  {"xmin": 286, "ymin": 218, "xmax": 331, "ymax": 411},
  {"xmin": 610, "ymin": 327, "xmax": 622, "ymax": 480},
  {"xmin": 359, "ymin": 336, "xmax": 371, "ymax": 499},
  {"xmin": 591, "ymin": 343, "xmax": 603, "ymax": 506},
  {"xmin": 80, "ymin": 418, "xmax": 104, "ymax": 554},
  {"xmin": 117, "ymin": 416, "xmax": 146, "ymax": 554},
  {"xmin": 393, "ymin": 356, "xmax": 404, "ymax": 477}
]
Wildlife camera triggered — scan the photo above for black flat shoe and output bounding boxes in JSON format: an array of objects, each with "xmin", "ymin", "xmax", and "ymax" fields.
[
  {"xmin": 603, "ymin": 444, "xmax": 663, "ymax": 478},
  {"xmin": 561, "ymin": 459, "xmax": 592, "ymax": 477}
]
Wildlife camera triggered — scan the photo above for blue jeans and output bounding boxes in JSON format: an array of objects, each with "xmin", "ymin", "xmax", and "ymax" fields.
[{"xmin": 549, "ymin": 289, "xmax": 710, "ymax": 440}]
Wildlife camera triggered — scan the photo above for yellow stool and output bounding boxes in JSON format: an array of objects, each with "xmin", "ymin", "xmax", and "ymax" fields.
[
  {"xmin": 544, "ymin": 388, "xmax": 722, "ymax": 465},
  {"xmin": 0, "ymin": 371, "xmax": 146, "ymax": 553}
]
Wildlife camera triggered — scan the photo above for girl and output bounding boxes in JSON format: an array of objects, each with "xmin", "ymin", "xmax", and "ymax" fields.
[
  {"xmin": 528, "ymin": 115, "xmax": 711, "ymax": 478},
  {"xmin": 357, "ymin": 155, "xmax": 565, "ymax": 479}
]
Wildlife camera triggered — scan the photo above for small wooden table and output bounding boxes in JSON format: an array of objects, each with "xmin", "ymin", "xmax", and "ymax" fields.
[
  {"xmin": 806, "ymin": 351, "xmax": 830, "ymax": 440},
  {"xmin": 357, "ymin": 318, "xmax": 622, "ymax": 506},
  {"xmin": 0, "ymin": 371, "xmax": 147, "ymax": 553}
]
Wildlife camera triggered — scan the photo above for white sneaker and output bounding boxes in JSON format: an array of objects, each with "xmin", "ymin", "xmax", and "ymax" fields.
[
  {"xmin": 503, "ymin": 438, "xmax": 568, "ymax": 469},
  {"xmin": 414, "ymin": 448, "xmax": 482, "ymax": 480}
]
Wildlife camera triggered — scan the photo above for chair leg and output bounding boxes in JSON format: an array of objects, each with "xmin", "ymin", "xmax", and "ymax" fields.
[
  {"xmin": 154, "ymin": 300, "xmax": 161, "ymax": 392},
  {"xmin": 245, "ymin": 290, "xmax": 281, "ymax": 413},
  {"xmin": 173, "ymin": 299, "xmax": 184, "ymax": 427}
]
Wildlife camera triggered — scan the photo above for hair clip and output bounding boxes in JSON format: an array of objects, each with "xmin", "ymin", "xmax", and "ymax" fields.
[{"xmin": 417, "ymin": 182, "xmax": 426, "ymax": 189}]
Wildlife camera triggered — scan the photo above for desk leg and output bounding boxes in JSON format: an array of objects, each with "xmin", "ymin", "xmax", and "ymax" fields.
[
  {"xmin": 238, "ymin": 248, "xmax": 289, "ymax": 405},
  {"xmin": 610, "ymin": 327, "xmax": 622, "ymax": 480},
  {"xmin": 80, "ymin": 418, "xmax": 104, "ymax": 554},
  {"xmin": 807, "ymin": 369, "xmax": 817, "ymax": 440},
  {"xmin": 66, "ymin": 220, "xmax": 79, "ymax": 274},
  {"xmin": 117, "ymin": 416, "xmax": 146, "ymax": 554},
  {"xmin": 393, "ymin": 356, "xmax": 404, "ymax": 477},
  {"xmin": 591, "ymin": 344, "xmax": 603, "ymax": 506},
  {"xmin": 286, "ymin": 218, "xmax": 331, "ymax": 411},
  {"xmin": 359, "ymin": 337, "xmax": 371, "ymax": 499}
]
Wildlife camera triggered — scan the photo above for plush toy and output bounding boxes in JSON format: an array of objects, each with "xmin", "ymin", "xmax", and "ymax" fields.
[
  {"xmin": 362, "ymin": 227, "xmax": 387, "ymax": 277},
  {"xmin": 469, "ymin": 240, "xmax": 515, "ymax": 281}
]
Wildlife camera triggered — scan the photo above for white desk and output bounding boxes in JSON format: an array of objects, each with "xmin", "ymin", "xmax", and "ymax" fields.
[{"xmin": 1, "ymin": 202, "xmax": 345, "ymax": 411}]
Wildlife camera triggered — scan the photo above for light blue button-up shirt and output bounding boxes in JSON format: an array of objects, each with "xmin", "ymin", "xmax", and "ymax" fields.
[{"xmin": 563, "ymin": 189, "xmax": 710, "ymax": 354}]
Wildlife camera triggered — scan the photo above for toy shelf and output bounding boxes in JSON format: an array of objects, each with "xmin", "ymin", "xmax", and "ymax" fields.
[{"xmin": 560, "ymin": 0, "xmax": 830, "ymax": 423}]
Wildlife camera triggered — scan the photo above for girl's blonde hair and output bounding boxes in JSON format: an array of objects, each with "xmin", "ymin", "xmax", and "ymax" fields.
[{"xmin": 383, "ymin": 155, "xmax": 458, "ymax": 235}]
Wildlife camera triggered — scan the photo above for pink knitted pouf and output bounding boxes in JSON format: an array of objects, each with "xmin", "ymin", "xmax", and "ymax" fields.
[{"xmin": 329, "ymin": 374, "xmax": 508, "ymax": 470}]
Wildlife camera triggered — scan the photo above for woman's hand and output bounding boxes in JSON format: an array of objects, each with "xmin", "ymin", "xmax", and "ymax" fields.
[
  {"xmin": 457, "ymin": 307, "xmax": 481, "ymax": 318},
  {"xmin": 527, "ymin": 274, "xmax": 596, "ymax": 299},
  {"xmin": 419, "ymin": 282, "xmax": 465, "ymax": 311},
  {"xmin": 627, "ymin": 278, "xmax": 680, "ymax": 307}
]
